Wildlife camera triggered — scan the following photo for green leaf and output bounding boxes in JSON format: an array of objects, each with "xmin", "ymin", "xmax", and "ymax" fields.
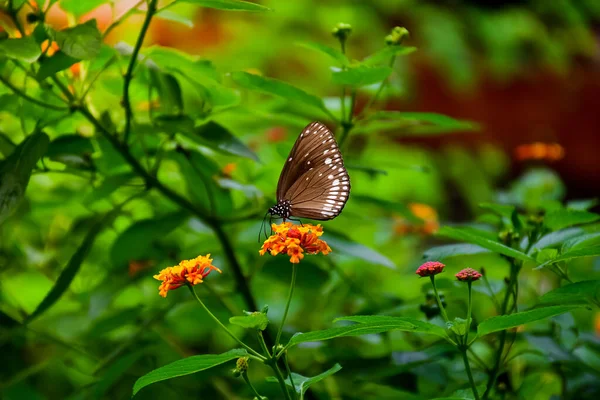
[
  {"xmin": 132, "ymin": 349, "xmax": 247, "ymax": 396},
  {"xmin": 562, "ymin": 232, "xmax": 600, "ymax": 252},
  {"xmin": 530, "ymin": 228, "xmax": 583, "ymax": 252},
  {"xmin": 267, "ymin": 364, "xmax": 342, "ymax": 399},
  {"xmin": 83, "ymin": 173, "xmax": 137, "ymax": 205},
  {"xmin": 52, "ymin": 19, "xmax": 102, "ymax": 60},
  {"xmin": 179, "ymin": 0, "xmax": 271, "ymax": 11},
  {"xmin": 423, "ymin": 244, "xmax": 491, "ymax": 261},
  {"xmin": 46, "ymin": 134, "xmax": 94, "ymax": 168},
  {"xmin": 110, "ymin": 212, "xmax": 189, "ymax": 267},
  {"xmin": 544, "ymin": 209, "xmax": 600, "ymax": 231},
  {"xmin": 363, "ymin": 45, "xmax": 417, "ymax": 66},
  {"xmin": 191, "ymin": 121, "xmax": 259, "ymax": 161},
  {"xmin": 0, "ymin": 132, "xmax": 49, "ymax": 224},
  {"xmin": 352, "ymin": 194, "xmax": 421, "ymax": 223},
  {"xmin": 229, "ymin": 312, "xmax": 269, "ymax": 331},
  {"xmin": 148, "ymin": 70, "xmax": 184, "ymax": 114},
  {"xmin": 479, "ymin": 202, "xmax": 516, "ymax": 218},
  {"xmin": 356, "ymin": 111, "xmax": 478, "ymax": 136},
  {"xmin": 0, "ymin": 36, "xmax": 42, "ymax": 63},
  {"xmin": 296, "ymin": 41, "xmax": 348, "ymax": 66},
  {"xmin": 285, "ymin": 319, "xmax": 418, "ymax": 349},
  {"xmin": 36, "ymin": 50, "xmax": 80, "ymax": 80},
  {"xmin": 333, "ymin": 315, "xmax": 450, "ymax": 340},
  {"xmin": 538, "ymin": 280, "xmax": 600, "ymax": 307},
  {"xmin": 331, "ymin": 65, "xmax": 392, "ymax": 87},
  {"xmin": 93, "ymin": 350, "xmax": 145, "ymax": 399},
  {"xmin": 230, "ymin": 71, "xmax": 330, "ymax": 117},
  {"xmin": 0, "ymin": 133, "xmax": 16, "ymax": 157},
  {"xmin": 155, "ymin": 10, "xmax": 194, "ymax": 28},
  {"xmin": 436, "ymin": 226, "xmax": 533, "ymax": 262},
  {"xmin": 25, "ymin": 211, "xmax": 119, "ymax": 323},
  {"xmin": 326, "ymin": 231, "xmax": 395, "ymax": 269},
  {"xmin": 566, "ymin": 198, "xmax": 598, "ymax": 211},
  {"xmin": 59, "ymin": 0, "xmax": 105, "ymax": 17},
  {"xmin": 538, "ymin": 245, "xmax": 600, "ymax": 267},
  {"xmin": 477, "ymin": 306, "xmax": 583, "ymax": 337}
]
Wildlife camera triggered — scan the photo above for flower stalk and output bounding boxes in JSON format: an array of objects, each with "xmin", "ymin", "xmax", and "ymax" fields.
[{"xmin": 276, "ymin": 263, "xmax": 298, "ymax": 347}]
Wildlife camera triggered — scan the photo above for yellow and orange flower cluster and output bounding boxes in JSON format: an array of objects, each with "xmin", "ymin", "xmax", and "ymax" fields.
[
  {"xmin": 154, "ymin": 254, "xmax": 221, "ymax": 297},
  {"xmin": 259, "ymin": 222, "xmax": 331, "ymax": 263}
]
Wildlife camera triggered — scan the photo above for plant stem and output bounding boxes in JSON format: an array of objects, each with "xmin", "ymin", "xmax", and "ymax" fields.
[
  {"xmin": 123, "ymin": 0, "xmax": 157, "ymax": 143},
  {"xmin": 272, "ymin": 362, "xmax": 293, "ymax": 400},
  {"xmin": 356, "ymin": 55, "xmax": 397, "ymax": 120},
  {"xmin": 0, "ymin": 75, "xmax": 69, "ymax": 111},
  {"xmin": 242, "ymin": 371, "xmax": 265, "ymax": 400},
  {"xmin": 461, "ymin": 349, "xmax": 481, "ymax": 400},
  {"xmin": 276, "ymin": 263, "xmax": 298, "ymax": 347},
  {"xmin": 283, "ymin": 352, "xmax": 297, "ymax": 400},
  {"xmin": 188, "ymin": 285, "xmax": 265, "ymax": 361},
  {"xmin": 430, "ymin": 276, "xmax": 450, "ymax": 323},
  {"xmin": 465, "ymin": 281, "xmax": 473, "ymax": 344},
  {"xmin": 257, "ymin": 331, "xmax": 271, "ymax": 357}
]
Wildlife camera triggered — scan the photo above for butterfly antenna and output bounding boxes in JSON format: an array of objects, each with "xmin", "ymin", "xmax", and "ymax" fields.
[{"xmin": 258, "ymin": 211, "xmax": 269, "ymax": 243}]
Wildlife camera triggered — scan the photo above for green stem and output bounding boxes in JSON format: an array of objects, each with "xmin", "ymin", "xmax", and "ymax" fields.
[
  {"xmin": 430, "ymin": 275, "xmax": 450, "ymax": 323},
  {"xmin": 188, "ymin": 285, "xmax": 265, "ymax": 361},
  {"xmin": 276, "ymin": 263, "xmax": 298, "ymax": 347},
  {"xmin": 356, "ymin": 55, "xmax": 397, "ymax": 120},
  {"xmin": 242, "ymin": 371, "xmax": 266, "ymax": 400},
  {"xmin": 465, "ymin": 281, "xmax": 473, "ymax": 345},
  {"xmin": 462, "ymin": 349, "xmax": 481, "ymax": 400},
  {"xmin": 0, "ymin": 75, "xmax": 69, "ymax": 111},
  {"xmin": 257, "ymin": 331, "xmax": 271, "ymax": 357},
  {"xmin": 283, "ymin": 352, "xmax": 297, "ymax": 400},
  {"xmin": 123, "ymin": 0, "xmax": 157, "ymax": 143},
  {"xmin": 272, "ymin": 362, "xmax": 293, "ymax": 400}
]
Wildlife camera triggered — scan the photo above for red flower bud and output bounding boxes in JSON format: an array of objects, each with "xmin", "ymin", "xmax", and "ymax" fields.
[
  {"xmin": 455, "ymin": 268, "xmax": 482, "ymax": 282},
  {"xmin": 416, "ymin": 261, "xmax": 445, "ymax": 277}
]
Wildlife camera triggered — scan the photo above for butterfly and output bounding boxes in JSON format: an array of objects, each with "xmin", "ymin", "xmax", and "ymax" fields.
[{"xmin": 261, "ymin": 121, "xmax": 351, "ymax": 237}]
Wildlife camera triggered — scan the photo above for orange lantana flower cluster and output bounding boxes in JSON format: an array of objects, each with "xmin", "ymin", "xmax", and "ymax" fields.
[
  {"xmin": 259, "ymin": 222, "xmax": 331, "ymax": 263},
  {"xmin": 154, "ymin": 254, "xmax": 221, "ymax": 297}
]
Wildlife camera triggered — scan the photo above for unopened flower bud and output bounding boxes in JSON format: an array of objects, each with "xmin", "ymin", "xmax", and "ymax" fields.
[
  {"xmin": 332, "ymin": 23, "xmax": 352, "ymax": 41},
  {"xmin": 385, "ymin": 26, "xmax": 409, "ymax": 46},
  {"xmin": 416, "ymin": 261, "xmax": 445, "ymax": 277},
  {"xmin": 236, "ymin": 357, "xmax": 249, "ymax": 373},
  {"xmin": 455, "ymin": 268, "xmax": 482, "ymax": 282}
]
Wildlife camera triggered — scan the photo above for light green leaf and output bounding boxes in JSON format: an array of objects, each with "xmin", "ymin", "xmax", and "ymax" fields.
[
  {"xmin": 36, "ymin": 50, "xmax": 80, "ymax": 80},
  {"xmin": 544, "ymin": 209, "xmax": 600, "ymax": 231},
  {"xmin": 530, "ymin": 228, "xmax": 583, "ymax": 252},
  {"xmin": 296, "ymin": 41, "xmax": 348, "ymax": 66},
  {"xmin": 285, "ymin": 319, "xmax": 418, "ymax": 349},
  {"xmin": 477, "ymin": 306, "xmax": 583, "ymax": 337},
  {"xmin": 566, "ymin": 198, "xmax": 598, "ymax": 211},
  {"xmin": 0, "ymin": 132, "xmax": 49, "ymax": 224},
  {"xmin": 423, "ymin": 244, "xmax": 491, "ymax": 261},
  {"xmin": 59, "ymin": 0, "xmax": 105, "ymax": 17},
  {"xmin": 0, "ymin": 36, "xmax": 42, "ymax": 63},
  {"xmin": 363, "ymin": 45, "xmax": 417, "ymax": 66},
  {"xmin": 331, "ymin": 65, "xmax": 392, "ymax": 87},
  {"xmin": 191, "ymin": 121, "xmax": 259, "ymax": 161},
  {"xmin": 436, "ymin": 226, "xmax": 533, "ymax": 262},
  {"xmin": 52, "ymin": 19, "xmax": 102, "ymax": 60},
  {"xmin": 352, "ymin": 194, "xmax": 421, "ymax": 223},
  {"xmin": 148, "ymin": 70, "xmax": 184, "ymax": 114},
  {"xmin": 479, "ymin": 202, "xmax": 516, "ymax": 218},
  {"xmin": 538, "ymin": 245, "xmax": 600, "ymax": 267},
  {"xmin": 230, "ymin": 71, "xmax": 331, "ymax": 117},
  {"xmin": 538, "ymin": 280, "xmax": 600, "ymax": 307},
  {"xmin": 326, "ymin": 232, "xmax": 395, "ymax": 269},
  {"xmin": 333, "ymin": 315, "xmax": 449, "ymax": 340},
  {"xmin": 229, "ymin": 312, "xmax": 269, "ymax": 331},
  {"xmin": 562, "ymin": 232, "xmax": 600, "ymax": 252},
  {"xmin": 155, "ymin": 10, "xmax": 194, "ymax": 28},
  {"xmin": 132, "ymin": 349, "xmax": 247, "ymax": 396},
  {"xmin": 267, "ymin": 364, "xmax": 342, "ymax": 399},
  {"xmin": 355, "ymin": 111, "xmax": 478, "ymax": 136},
  {"xmin": 179, "ymin": 0, "xmax": 271, "ymax": 12}
]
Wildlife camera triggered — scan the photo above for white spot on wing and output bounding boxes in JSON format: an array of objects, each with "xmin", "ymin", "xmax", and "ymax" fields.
[
  {"xmin": 328, "ymin": 174, "xmax": 333, "ymax": 179},
  {"xmin": 288, "ymin": 157, "xmax": 292, "ymax": 161},
  {"xmin": 325, "ymin": 158, "xmax": 332, "ymax": 165},
  {"xmin": 333, "ymin": 179, "xmax": 340, "ymax": 185}
]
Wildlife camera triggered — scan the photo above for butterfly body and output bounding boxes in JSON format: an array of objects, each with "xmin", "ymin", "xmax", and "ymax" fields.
[{"xmin": 268, "ymin": 121, "xmax": 351, "ymax": 222}]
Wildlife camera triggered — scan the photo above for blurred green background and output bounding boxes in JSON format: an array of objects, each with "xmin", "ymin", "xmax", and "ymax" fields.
[{"xmin": 1, "ymin": 0, "xmax": 599, "ymax": 399}]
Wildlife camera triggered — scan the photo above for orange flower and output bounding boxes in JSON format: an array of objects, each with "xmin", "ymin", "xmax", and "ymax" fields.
[
  {"xmin": 394, "ymin": 203, "xmax": 439, "ymax": 236},
  {"xmin": 259, "ymin": 222, "xmax": 331, "ymax": 263},
  {"xmin": 154, "ymin": 254, "xmax": 221, "ymax": 297},
  {"xmin": 514, "ymin": 142, "xmax": 564, "ymax": 162},
  {"xmin": 221, "ymin": 163, "xmax": 237, "ymax": 178}
]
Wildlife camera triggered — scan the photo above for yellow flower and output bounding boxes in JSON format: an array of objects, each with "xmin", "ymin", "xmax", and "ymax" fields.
[
  {"xmin": 259, "ymin": 222, "xmax": 331, "ymax": 264},
  {"xmin": 153, "ymin": 254, "xmax": 221, "ymax": 297}
]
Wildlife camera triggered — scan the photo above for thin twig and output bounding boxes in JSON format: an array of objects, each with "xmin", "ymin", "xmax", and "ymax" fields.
[{"xmin": 0, "ymin": 75, "xmax": 69, "ymax": 111}]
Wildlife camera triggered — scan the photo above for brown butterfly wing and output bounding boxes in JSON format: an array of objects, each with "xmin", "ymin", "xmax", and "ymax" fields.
[{"xmin": 276, "ymin": 121, "xmax": 350, "ymax": 220}]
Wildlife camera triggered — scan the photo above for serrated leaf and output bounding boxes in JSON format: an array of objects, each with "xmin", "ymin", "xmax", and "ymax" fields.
[
  {"xmin": 477, "ymin": 306, "xmax": 583, "ymax": 337},
  {"xmin": 266, "ymin": 364, "xmax": 342, "ymax": 399},
  {"xmin": 0, "ymin": 35, "xmax": 42, "ymax": 63},
  {"xmin": 436, "ymin": 226, "xmax": 533, "ymax": 262},
  {"xmin": 334, "ymin": 315, "xmax": 449, "ymax": 340},
  {"xmin": 538, "ymin": 280, "xmax": 600, "ymax": 307},
  {"xmin": 530, "ymin": 228, "xmax": 583, "ymax": 252},
  {"xmin": 423, "ymin": 244, "xmax": 491, "ymax": 261},
  {"xmin": 132, "ymin": 349, "xmax": 247, "ymax": 396},
  {"xmin": 325, "ymin": 231, "xmax": 395, "ymax": 269},
  {"xmin": 296, "ymin": 41, "xmax": 348, "ymax": 66},
  {"xmin": 229, "ymin": 312, "xmax": 269, "ymax": 330},
  {"xmin": 36, "ymin": 50, "xmax": 80, "ymax": 80},
  {"xmin": 230, "ymin": 71, "xmax": 331, "ymax": 117},
  {"xmin": 538, "ymin": 245, "xmax": 600, "ymax": 267},
  {"xmin": 363, "ymin": 45, "xmax": 417, "ymax": 66},
  {"xmin": 52, "ymin": 19, "xmax": 102, "ymax": 60},
  {"xmin": 544, "ymin": 209, "xmax": 600, "ymax": 231},
  {"xmin": 179, "ymin": 0, "xmax": 271, "ymax": 11},
  {"xmin": 331, "ymin": 65, "xmax": 392, "ymax": 87},
  {"xmin": 562, "ymin": 232, "xmax": 600, "ymax": 252}
]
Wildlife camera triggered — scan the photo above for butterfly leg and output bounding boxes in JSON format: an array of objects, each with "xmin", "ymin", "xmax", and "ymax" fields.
[{"xmin": 289, "ymin": 218, "xmax": 304, "ymax": 227}]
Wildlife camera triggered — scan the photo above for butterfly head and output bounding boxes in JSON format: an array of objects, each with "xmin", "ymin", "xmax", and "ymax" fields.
[{"xmin": 268, "ymin": 199, "xmax": 291, "ymax": 220}]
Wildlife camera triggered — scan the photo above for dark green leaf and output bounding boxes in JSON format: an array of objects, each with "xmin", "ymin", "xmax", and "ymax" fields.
[
  {"xmin": 538, "ymin": 245, "xmax": 600, "ymax": 267},
  {"xmin": 0, "ymin": 132, "xmax": 49, "ymax": 224},
  {"xmin": 538, "ymin": 280, "xmax": 600, "ymax": 307},
  {"xmin": 25, "ymin": 210, "xmax": 118, "ymax": 323},
  {"xmin": 363, "ymin": 45, "xmax": 417, "ymax": 66},
  {"xmin": 326, "ymin": 231, "xmax": 395, "ymax": 269},
  {"xmin": 148, "ymin": 70, "xmax": 184, "ymax": 114},
  {"xmin": 267, "ymin": 364, "xmax": 342, "ymax": 398},
  {"xmin": 334, "ymin": 315, "xmax": 449, "ymax": 340},
  {"xmin": 83, "ymin": 173, "xmax": 138, "ymax": 205},
  {"xmin": 132, "ymin": 349, "xmax": 247, "ymax": 396},
  {"xmin": 530, "ymin": 228, "xmax": 583, "ymax": 252},
  {"xmin": 0, "ymin": 36, "xmax": 42, "ymax": 63},
  {"xmin": 296, "ymin": 41, "xmax": 348, "ymax": 66},
  {"xmin": 423, "ymin": 244, "xmax": 491, "ymax": 261},
  {"xmin": 544, "ymin": 209, "xmax": 600, "ymax": 231},
  {"xmin": 110, "ymin": 212, "xmax": 189, "ymax": 267},
  {"xmin": 479, "ymin": 202, "xmax": 515, "ymax": 218},
  {"xmin": 229, "ymin": 312, "xmax": 269, "ymax": 330},
  {"xmin": 0, "ymin": 133, "xmax": 16, "ymax": 157},
  {"xmin": 230, "ymin": 71, "xmax": 330, "ymax": 116},
  {"xmin": 477, "ymin": 306, "xmax": 583, "ymax": 337},
  {"xmin": 436, "ymin": 226, "xmax": 533, "ymax": 262},
  {"xmin": 59, "ymin": 0, "xmax": 105, "ymax": 17},
  {"xmin": 179, "ymin": 0, "xmax": 271, "ymax": 11},
  {"xmin": 191, "ymin": 121, "xmax": 258, "ymax": 161},
  {"xmin": 93, "ymin": 350, "xmax": 145, "ymax": 399},
  {"xmin": 46, "ymin": 134, "xmax": 94, "ymax": 168},
  {"xmin": 37, "ymin": 51, "xmax": 80, "ymax": 80},
  {"xmin": 331, "ymin": 65, "xmax": 392, "ymax": 87},
  {"xmin": 52, "ymin": 19, "xmax": 102, "ymax": 60}
]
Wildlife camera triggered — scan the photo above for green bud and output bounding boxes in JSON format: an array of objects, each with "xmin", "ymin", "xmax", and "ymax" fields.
[
  {"xmin": 332, "ymin": 23, "xmax": 352, "ymax": 40},
  {"xmin": 385, "ymin": 26, "xmax": 410, "ymax": 46},
  {"xmin": 236, "ymin": 356, "xmax": 249, "ymax": 373}
]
